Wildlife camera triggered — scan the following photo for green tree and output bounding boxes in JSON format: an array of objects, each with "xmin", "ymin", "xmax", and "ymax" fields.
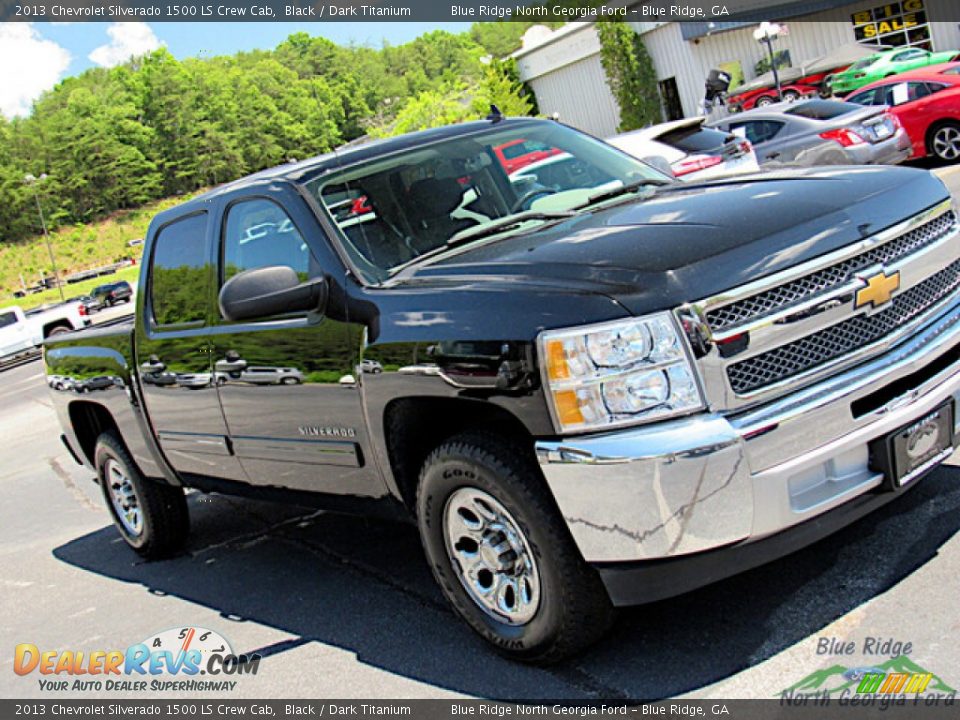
[
  {"xmin": 596, "ymin": 20, "xmax": 662, "ymax": 132},
  {"xmin": 472, "ymin": 58, "xmax": 534, "ymax": 117}
]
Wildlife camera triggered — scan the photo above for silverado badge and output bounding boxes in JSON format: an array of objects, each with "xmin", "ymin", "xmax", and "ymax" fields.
[{"xmin": 855, "ymin": 270, "xmax": 900, "ymax": 310}]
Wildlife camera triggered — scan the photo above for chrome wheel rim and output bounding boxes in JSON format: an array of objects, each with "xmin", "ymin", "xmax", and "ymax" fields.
[
  {"xmin": 105, "ymin": 459, "xmax": 142, "ymax": 536},
  {"xmin": 933, "ymin": 127, "xmax": 960, "ymax": 161},
  {"xmin": 443, "ymin": 487, "xmax": 541, "ymax": 625}
]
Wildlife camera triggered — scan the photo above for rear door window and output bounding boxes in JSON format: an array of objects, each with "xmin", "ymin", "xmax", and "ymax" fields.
[
  {"xmin": 880, "ymin": 81, "xmax": 933, "ymax": 105},
  {"xmin": 149, "ymin": 213, "xmax": 210, "ymax": 327}
]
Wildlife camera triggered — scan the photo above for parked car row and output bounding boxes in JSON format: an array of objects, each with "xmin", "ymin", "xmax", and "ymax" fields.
[
  {"xmin": 55, "ymin": 366, "xmax": 306, "ymax": 392},
  {"xmin": 609, "ymin": 62, "xmax": 960, "ymax": 178}
]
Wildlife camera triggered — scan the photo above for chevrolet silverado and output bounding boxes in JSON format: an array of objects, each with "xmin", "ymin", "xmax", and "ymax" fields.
[{"xmin": 43, "ymin": 117, "xmax": 959, "ymax": 663}]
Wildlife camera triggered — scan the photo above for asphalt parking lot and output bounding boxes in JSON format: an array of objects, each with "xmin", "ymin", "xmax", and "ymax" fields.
[{"xmin": 2, "ymin": 166, "xmax": 960, "ymax": 701}]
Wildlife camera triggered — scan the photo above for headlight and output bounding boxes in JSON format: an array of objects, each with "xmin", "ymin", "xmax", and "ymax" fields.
[{"xmin": 539, "ymin": 314, "xmax": 705, "ymax": 433}]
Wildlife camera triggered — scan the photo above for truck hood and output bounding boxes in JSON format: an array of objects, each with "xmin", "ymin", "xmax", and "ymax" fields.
[{"xmin": 391, "ymin": 166, "xmax": 950, "ymax": 316}]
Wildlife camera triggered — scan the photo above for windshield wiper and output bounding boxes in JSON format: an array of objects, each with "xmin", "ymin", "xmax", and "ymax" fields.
[
  {"xmin": 575, "ymin": 178, "xmax": 670, "ymax": 210},
  {"xmin": 387, "ymin": 210, "xmax": 575, "ymax": 277},
  {"xmin": 446, "ymin": 209, "xmax": 576, "ymax": 246}
]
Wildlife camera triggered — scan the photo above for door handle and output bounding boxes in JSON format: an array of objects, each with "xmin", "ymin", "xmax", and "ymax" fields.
[
  {"xmin": 765, "ymin": 151, "xmax": 781, "ymax": 160},
  {"xmin": 215, "ymin": 358, "xmax": 247, "ymax": 373}
]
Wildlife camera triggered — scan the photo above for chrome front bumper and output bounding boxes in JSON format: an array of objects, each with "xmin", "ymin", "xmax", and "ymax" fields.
[{"xmin": 536, "ymin": 297, "xmax": 960, "ymax": 563}]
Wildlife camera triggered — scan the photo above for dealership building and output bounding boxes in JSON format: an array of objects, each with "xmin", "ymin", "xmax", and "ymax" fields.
[{"xmin": 513, "ymin": 1, "xmax": 960, "ymax": 137}]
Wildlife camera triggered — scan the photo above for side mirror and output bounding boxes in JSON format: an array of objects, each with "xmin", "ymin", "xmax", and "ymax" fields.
[
  {"xmin": 640, "ymin": 156, "xmax": 676, "ymax": 179},
  {"xmin": 219, "ymin": 266, "xmax": 327, "ymax": 322}
]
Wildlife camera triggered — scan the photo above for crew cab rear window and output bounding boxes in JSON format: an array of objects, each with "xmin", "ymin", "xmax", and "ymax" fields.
[
  {"xmin": 784, "ymin": 100, "xmax": 857, "ymax": 120},
  {"xmin": 149, "ymin": 213, "xmax": 209, "ymax": 327},
  {"xmin": 0, "ymin": 311, "xmax": 17, "ymax": 329},
  {"xmin": 657, "ymin": 126, "xmax": 732, "ymax": 153}
]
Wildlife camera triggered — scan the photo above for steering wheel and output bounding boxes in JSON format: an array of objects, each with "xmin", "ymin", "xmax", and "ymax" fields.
[{"xmin": 510, "ymin": 188, "xmax": 555, "ymax": 213}]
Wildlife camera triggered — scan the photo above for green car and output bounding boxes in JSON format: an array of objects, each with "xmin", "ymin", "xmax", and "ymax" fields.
[{"xmin": 829, "ymin": 46, "xmax": 959, "ymax": 95}]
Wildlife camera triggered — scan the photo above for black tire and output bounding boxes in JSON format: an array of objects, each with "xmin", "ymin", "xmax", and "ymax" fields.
[
  {"xmin": 94, "ymin": 431, "xmax": 189, "ymax": 559},
  {"xmin": 46, "ymin": 324, "xmax": 71, "ymax": 337},
  {"xmin": 782, "ymin": 90, "xmax": 800, "ymax": 102},
  {"xmin": 755, "ymin": 95, "xmax": 774, "ymax": 107},
  {"xmin": 927, "ymin": 121, "xmax": 960, "ymax": 163},
  {"xmin": 416, "ymin": 432, "xmax": 613, "ymax": 664}
]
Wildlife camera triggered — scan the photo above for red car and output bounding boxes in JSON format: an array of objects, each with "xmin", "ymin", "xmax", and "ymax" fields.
[
  {"xmin": 845, "ymin": 63, "xmax": 960, "ymax": 162},
  {"xmin": 728, "ymin": 81, "xmax": 821, "ymax": 111},
  {"xmin": 493, "ymin": 138, "xmax": 562, "ymax": 174}
]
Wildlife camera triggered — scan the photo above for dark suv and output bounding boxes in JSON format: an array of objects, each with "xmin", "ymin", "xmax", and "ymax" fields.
[{"xmin": 91, "ymin": 280, "xmax": 133, "ymax": 306}]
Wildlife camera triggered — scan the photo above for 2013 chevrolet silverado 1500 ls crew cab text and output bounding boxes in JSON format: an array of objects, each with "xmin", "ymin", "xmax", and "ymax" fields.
[{"xmin": 44, "ymin": 117, "xmax": 960, "ymax": 663}]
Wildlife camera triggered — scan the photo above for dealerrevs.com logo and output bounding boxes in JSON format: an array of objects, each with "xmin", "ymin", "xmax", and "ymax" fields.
[{"xmin": 14, "ymin": 626, "xmax": 260, "ymax": 692}]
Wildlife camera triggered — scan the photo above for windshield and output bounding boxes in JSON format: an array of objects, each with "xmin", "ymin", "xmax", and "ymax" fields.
[{"xmin": 303, "ymin": 121, "xmax": 666, "ymax": 283}]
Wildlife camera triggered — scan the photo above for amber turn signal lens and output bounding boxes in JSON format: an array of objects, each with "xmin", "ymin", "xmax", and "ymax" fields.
[
  {"xmin": 546, "ymin": 340, "xmax": 570, "ymax": 381},
  {"xmin": 553, "ymin": 389, "xmax": 584, "ymax": 426}
]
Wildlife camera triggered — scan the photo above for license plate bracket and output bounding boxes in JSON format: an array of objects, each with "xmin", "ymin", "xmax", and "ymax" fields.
[{"xmin": 869, "ymin": 401, "xmax": 955, "ymax": 489}]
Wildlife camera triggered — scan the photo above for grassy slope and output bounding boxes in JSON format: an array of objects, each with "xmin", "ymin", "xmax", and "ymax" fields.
[
  {"xmin": 1, "ymin": 192, "xmax": 201, "ymax": 311},
  {"xmin": 9, "ymin": 265, "xmax": 142, "ymax": 311}
]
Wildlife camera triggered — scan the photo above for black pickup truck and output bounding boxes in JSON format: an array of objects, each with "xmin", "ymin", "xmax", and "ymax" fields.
[{"xmin": 45, "ymin": 117, "xmax": 960, "ymax": 663}]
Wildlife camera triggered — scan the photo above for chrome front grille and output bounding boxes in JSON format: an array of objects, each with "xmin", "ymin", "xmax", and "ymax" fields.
[
  {"xmin": 685, "ymin": 200, "xmax": 960, "ymax": 411},
  {"xmin": 706, "ymin": 211, "xmax": 956, "ymax": 332},
  {"xmin": 727, "ymin": 258, "xmax": 960, "ymax": 394}
]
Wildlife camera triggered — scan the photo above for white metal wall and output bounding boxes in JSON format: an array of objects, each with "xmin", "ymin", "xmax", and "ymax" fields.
[
  {"xmin": 637, "ymin": 12, "xmax": 960, "ymax": 119},
  {"xmin": 526, "ymin": 53, "xmax": 622, "ymax": 138}
]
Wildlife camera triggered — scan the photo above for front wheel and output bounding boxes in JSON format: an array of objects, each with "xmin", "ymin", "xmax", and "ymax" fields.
[
  {"xmin": 95, "ymin": 431, "xmax": 189, "ymax": 559},
  {"xmin": 929, "ymin": 122, "xmax": 960, "ymax": 163},
  {"xmin": 416, "ymin": 433, "xmax": 613, "ymax": 664}
]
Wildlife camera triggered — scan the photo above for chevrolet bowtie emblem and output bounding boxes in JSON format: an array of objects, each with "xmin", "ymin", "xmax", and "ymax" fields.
[{"xmin": 855, "ymin": 270, "xmax": 901, "ymax": 309}]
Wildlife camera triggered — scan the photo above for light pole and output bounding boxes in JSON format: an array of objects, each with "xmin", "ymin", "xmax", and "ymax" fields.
[
  {"xmin": 23, "ymin": 173, "xmax": 65, "ymax": 303},
  {"xmin": 753, "ymin": 22, "xmax": 783, "ymax": 103}
]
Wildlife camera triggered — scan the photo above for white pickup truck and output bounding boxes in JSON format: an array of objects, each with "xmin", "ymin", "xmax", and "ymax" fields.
[{"xmin": 0, "ymin": 302, "xmax": 89, "ymax": 366}]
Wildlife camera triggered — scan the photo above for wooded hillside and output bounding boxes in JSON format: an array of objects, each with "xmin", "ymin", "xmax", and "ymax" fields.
[{"xmin": 0, "ymin": 22, "xmax": 554, "ymax": 263}]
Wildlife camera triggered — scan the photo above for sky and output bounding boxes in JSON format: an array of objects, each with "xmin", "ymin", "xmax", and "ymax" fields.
[{"xmin": 0, "ymin": 21, "xmax": 471, "ymax": 118}]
